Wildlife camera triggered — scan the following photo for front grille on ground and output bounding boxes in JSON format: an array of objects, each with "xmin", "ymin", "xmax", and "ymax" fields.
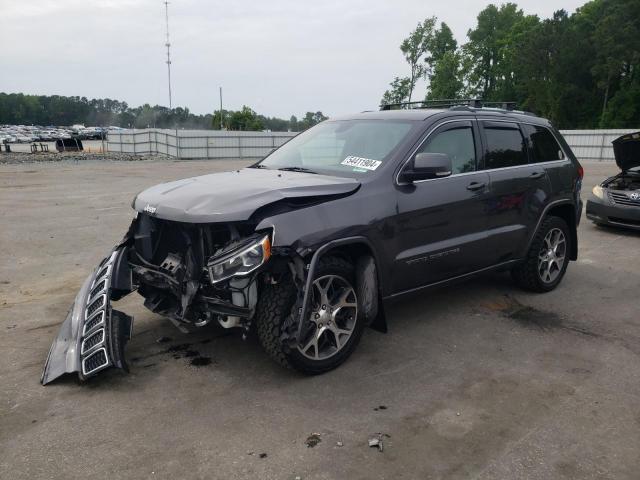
[
  {"xmin": 82, "ymin": 348, "xmax": 108, "ymax": 375},
  {"xmin": 79, "ymin": 250, "xmax": 119, "ymax": 378},
  {"xmin": 609, "ymin": 191, "xmax": 640, "ymax": 207}
]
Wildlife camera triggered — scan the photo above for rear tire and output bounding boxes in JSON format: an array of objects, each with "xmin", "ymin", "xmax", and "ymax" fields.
[
  {"xmin": 512, "ymin": 215, "xmax": 570, "ymax": 292},
  {"xmin": 256, "ymin": 256, "xmax": 366, "ymax": 374}
]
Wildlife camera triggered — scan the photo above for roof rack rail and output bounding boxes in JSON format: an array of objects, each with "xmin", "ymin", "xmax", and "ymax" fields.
[{"xmin": 379, "ymin": 99, "xmax": 517, "ymax": 111}]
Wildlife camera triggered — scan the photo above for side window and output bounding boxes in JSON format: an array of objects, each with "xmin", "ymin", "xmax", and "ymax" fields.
[
  {"xmin": 522, "ymin": 124, "xmax": 565, "ymax": 162},
  {"xmin": 416, "ymin": 123, "xmax": 476, "ymax": 174},
  {"xmin": 482, "ymin": 122, "xmax": 527, "ymax": 169}
]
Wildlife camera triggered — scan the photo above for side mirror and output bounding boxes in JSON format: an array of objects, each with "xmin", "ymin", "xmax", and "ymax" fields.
[{"xmin": 400, "ymin": 152, "xmax": 452, "ymax": 183}]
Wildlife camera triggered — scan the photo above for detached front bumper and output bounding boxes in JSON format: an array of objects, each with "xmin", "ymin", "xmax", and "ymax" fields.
[
  {"xmin": 586, "ymin": 194, "xmax": 640, "ymax": 231},
  {"xmin": 41, "ymin": 248, "xmax": 133, "ymax": 385}
]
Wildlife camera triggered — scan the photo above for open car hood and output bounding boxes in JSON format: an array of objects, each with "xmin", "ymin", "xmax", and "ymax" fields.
[
  {"xmin": 133, "ymin": 167, "xmax": 360, "ymax": 223},
  {"xmin": 613, "ymin": 131, "xmax": 640, "ymax": 172}
]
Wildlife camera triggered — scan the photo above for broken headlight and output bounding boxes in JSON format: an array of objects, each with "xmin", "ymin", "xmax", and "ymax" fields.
[{"xmin": 207, "ymin": 234, "xmax": 271, "ymax": 284}]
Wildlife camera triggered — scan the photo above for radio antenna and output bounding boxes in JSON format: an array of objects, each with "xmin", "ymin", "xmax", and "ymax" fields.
[{"xmin": 164, "ymin": 1, "xmax": 173, "ymax": 109}]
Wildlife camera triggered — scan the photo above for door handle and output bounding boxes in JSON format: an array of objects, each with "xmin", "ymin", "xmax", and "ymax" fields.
[
  {"xmin": 529, "ymin": 171, "xmax": 545, "ymax": 179},
  {"xmin": 466, "ymin": 181, "xmax": 486, "ymax": 191}
]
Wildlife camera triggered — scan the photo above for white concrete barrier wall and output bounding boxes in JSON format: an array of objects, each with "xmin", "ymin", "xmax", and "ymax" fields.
[{"xmin": 108, "ymin": 128, "xmax": 638, "ymax": 161}]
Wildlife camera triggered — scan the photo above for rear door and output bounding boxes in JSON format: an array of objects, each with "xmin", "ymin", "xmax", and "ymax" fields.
[
  {"xmin": 479, "ymin": 120, "xmax": 552, "ymax": 264},
  {"xmin": 392, "ymin": 119, "xmax": 491, "ymax": 293},
  {"xmin": 521, "ymin": 123, "xmax": 575, "ymax": 198}
]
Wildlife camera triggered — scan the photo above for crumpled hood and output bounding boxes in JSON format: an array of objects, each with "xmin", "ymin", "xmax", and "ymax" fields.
[
  {"xmin": 133, "ymin": 167, "xmax": 360, "ymax": 223},
  {"xmin": 613, "ymin": 131, "xmax": 640, "ymax": 171}
]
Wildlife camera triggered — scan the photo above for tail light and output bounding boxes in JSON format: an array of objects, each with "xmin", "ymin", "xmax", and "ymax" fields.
[{"xmin": 577, "ymin": 164, "xmax": 584, "ymax": 180}]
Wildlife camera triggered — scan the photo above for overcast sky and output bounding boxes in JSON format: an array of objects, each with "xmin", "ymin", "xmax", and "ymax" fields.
[{"xmin": 2, "ymin": 0, "xmax": 585, "ymax": 119}]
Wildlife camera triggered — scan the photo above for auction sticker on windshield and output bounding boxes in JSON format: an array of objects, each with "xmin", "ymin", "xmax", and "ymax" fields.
[{"xmin": 341, "ymin": 156, "xmax": 382, "ymax": 171}]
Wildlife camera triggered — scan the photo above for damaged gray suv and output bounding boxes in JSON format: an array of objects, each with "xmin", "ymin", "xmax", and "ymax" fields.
[{"xmin": 42, "ymin": 100, "xmax": 584, "ymax": 384}]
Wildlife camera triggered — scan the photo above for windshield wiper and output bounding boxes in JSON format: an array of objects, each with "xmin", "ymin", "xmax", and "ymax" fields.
[
  {"xmin": 277, "ymin": 166, "xmax": 318, "ymax": 174},
  {"xmin": 248, "ymin": 163, "xmax": 268, "ymax": 169}
]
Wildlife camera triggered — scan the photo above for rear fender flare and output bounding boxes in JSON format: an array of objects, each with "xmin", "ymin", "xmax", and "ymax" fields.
[{"xmin": 522, "ymin": 199, "xmax": 578, "ymax": 260}]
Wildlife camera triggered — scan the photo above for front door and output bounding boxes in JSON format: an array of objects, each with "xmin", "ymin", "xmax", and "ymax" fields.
[{"xmin": 392, "ymin": 119, "xmax": 491, "ymax": 293}]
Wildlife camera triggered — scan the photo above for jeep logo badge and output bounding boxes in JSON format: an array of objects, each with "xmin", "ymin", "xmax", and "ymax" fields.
[
  {"xmin": 630, "ymin": 192, "xmax": 640, "ymax": 201},
  {"xmin": 143, "ymin": 204, "xmax": 157, "ymax": 214}
]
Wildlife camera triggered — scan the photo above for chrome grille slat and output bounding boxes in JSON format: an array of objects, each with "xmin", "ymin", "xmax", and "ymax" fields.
[
  {"xmin": 609, "ymin": 191, "xmax": 640, "ymax": 207},
  {"xmin": 85, "ymin": 294, "xmax": 106, "ymax": 318},
  {"xmin": 81, "ymin": 328, "xmax": 105, "ymax": 355},
  {"xmin": 90, "ymin": 279, "xmax": 107, "ymax": 300},
  {"xmin": 82, "ymin": 348, "xmax": 109, "ymax": 375},
  {"xmin": 83, "ymin": 310, "xmax": 105, "ymax": 335}
]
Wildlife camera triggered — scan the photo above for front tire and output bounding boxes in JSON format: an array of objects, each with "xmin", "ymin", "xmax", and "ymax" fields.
[
  {"xmin": 256, "ymin": 256, "xmax": 366, "ymax": 374},
  {"xmin": 512, "ymin": 215, "xmax": 571, "ymax": 292}
]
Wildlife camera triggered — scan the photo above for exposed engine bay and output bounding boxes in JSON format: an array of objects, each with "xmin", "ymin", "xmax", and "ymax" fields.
[
  {"xmin": 602, "ymin": 171, "xmax": 640, "ymax": 191},
  {"xmin": 130, "ymin": 213, "xmax": 276, "ymax": 333}
]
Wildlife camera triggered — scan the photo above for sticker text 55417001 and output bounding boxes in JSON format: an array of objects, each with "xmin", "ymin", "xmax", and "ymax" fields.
[{"xmin": 341, "ymin": 156, "xmax": 382, "ymax": 171}]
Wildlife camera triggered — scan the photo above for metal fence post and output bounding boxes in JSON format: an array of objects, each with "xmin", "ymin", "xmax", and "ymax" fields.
[{"xmin": 599, "ymin": 132, "xmax": 607, "ymax": 162}]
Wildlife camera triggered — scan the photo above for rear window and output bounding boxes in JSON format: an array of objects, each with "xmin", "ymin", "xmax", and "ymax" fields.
[
  {"xmin": 523, "ymin": 124, "xmax": 565, "ymax": 162},
  {"xmin": 482, "ymin": 122, "xmax": 527, "ymax": 169}
]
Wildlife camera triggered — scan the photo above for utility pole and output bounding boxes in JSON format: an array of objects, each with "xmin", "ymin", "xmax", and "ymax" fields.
[
  {"xmin": 219, "ymin": 86, "xmax": 223, "ymax": 130},
  {"xmin": 164, "ymin": 1, "xmax": 173, "ymax": 109}
]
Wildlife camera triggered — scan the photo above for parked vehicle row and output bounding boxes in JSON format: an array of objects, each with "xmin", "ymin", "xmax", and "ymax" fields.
[{"xmin": 0, "ymin": 124, "xmax": 122, "ymax": 144}]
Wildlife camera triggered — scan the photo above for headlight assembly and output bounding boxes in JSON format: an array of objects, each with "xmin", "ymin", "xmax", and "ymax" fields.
[
  {"xmin": 592, "ymin": 185, "xmax": 605, "ymax": 199},
  {"xmin": 207, "ymin": 234, "xmax": 271, "ymax": 284}
]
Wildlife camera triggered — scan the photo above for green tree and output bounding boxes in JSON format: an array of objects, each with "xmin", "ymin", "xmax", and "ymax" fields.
[
  {"xmin": 427, "ymin": 51, "xmax": 464, "ymax": 99},
  {"xmin": 401, "ymin": 17, "xmax": 437, "ymax": 102},
  {"xmin": 299, "ymin": 111, "xmax": 328, "ymax": 130},
  {"xmin": 227, "ymin": 106, "xmax": 264, "ymax": 131},
  {"xmin": 588, "ymin": 0, "xmax": 640, "ymax": 125},
  {"xmin": 381, "ymin": 77, "xmax": 412, "ymax": 105},
  {"xmin": 430, "ymin": 22, "xmax": 457, "ymax": 64},
  {"xmin": 463, "ymin": 3, "xmax": 527, "ymax": 99}
]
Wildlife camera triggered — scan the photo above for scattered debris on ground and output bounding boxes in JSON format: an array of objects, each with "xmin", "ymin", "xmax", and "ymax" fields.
[
  {"xmin": 373, "ymin": 405, "xmax": 388, "ymax": 411},
  {"xmin": 305, "ymin": 433, "xmax": 322, "ymax": 448},
  {"xmin": 368, "ymin": 433, "xmax": 390, "ymax": 452}
]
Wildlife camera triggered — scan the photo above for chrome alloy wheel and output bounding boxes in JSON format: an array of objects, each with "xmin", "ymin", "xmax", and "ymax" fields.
[
  {"xmin": 298, "ymin": 275, "xmax": 358, "ymax": 361},
  {"xmin": 538, "ymin": 228, "xmax": 566, "ymax": 283}
]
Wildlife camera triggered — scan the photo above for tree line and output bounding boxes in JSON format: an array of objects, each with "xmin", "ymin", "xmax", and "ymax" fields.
[
  {"xmin": 0, "ymin": 92, "xmax": 327, "ymax": 132},
  {"xmin": 382, "ymin": 0, "xmax": 640, "ymax": 128}
]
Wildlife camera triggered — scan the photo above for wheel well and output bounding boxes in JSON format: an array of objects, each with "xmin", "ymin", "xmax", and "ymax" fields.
[
  {"xmin": 546, "ymin": 204, "xmax": 578, "ymax": 260},
  {"xmin": 322, "ymin": 242, "xmax": 376, "ymax": 267},
  {"xmin": 313, "ymin": 241, "xmax": 387, "ymax": 332}
]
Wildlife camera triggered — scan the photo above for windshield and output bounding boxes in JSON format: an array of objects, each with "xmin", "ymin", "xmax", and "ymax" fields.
[{"xmin": 257, "ymin": 120, "xmax": 415, "ymax": 177}]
